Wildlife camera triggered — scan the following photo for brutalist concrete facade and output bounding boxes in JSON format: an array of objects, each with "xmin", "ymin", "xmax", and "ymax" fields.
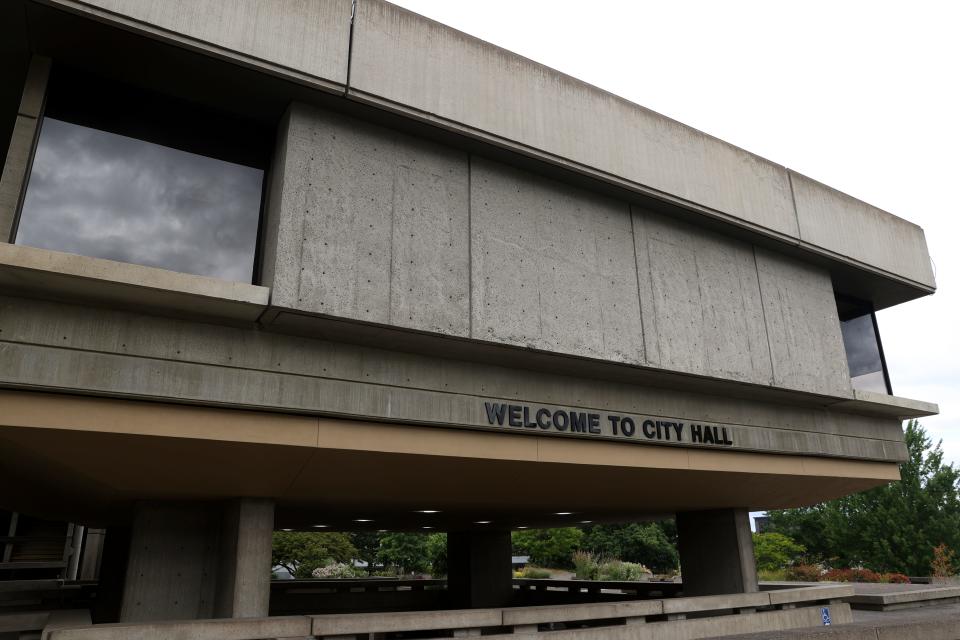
[{"xmin": 0, "ymin": 0, "xmax": 938, "ymax": 626}]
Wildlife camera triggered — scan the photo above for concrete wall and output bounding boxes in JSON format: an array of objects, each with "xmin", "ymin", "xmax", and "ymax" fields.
[
  {"xmin": 264, "ymin": 103, "xmax": 852, "ymax": 398},
  {"xmin": 0, "ymin": 293, "xmax": 904, "ymax": 463},
  {"xmin": 39, "ymin": 0, "xmax": 935, "ymax": 295}
]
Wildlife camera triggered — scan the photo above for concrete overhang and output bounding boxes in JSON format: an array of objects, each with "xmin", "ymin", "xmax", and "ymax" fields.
[
  {"xmin": 0, "ymin": 244, "xmax": 269, "ymax": 323},
  {"xmin": 7, "ymin": 0, "xmax": 935, "ymax": 312}
]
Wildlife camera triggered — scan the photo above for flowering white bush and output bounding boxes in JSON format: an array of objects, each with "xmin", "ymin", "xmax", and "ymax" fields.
[{"xmin": 312, "ymin": 562, "xmax": 360, "ymax": 578}]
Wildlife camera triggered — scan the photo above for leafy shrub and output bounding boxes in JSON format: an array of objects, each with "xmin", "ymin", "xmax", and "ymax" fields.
[
  {"xmin": 582, "ymin": 523, "xmax": 678, "ymax": 573},
  {"xmin": 520, "ymin": 566, "xmax": 551, "ymax": 579},
  {"xmin": 572, "ymin": 550, "xmax": 599, "ymax": 580},
  {"xmin": 931, "ymin": 543, "xmax": 956, "ymax": 578},
  {"xmin": 312, "ymin": 562, "xmax": 360, "ymax": 578},
  {"xmin": 822, "ymin": 568, "xmax": 882, "ymax": 583},
  {"xmin": 785, "ymin": 564, "xmax": 822, "ymax": 582},
  {"xmin": 758, "ymin": 568, "xmax": 788, "ymax": 582},
  {"xmin": 881, "ymin": 572, "xmax": 910, "ymax": 583},
  {"xmin": 753, "ymin": 533, "xmax": 806, "ymax": 571},
  {"xmin": 599, "ymin": 560, "xmax": 651, "ymax": 581}
]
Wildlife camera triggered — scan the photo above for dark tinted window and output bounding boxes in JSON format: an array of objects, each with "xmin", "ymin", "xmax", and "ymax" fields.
[
  {"xmin": 837, "ymin": 297, "xmax": 891, "ymax": 394},
  {"xmin": 13, "ymin": 66, "xmax": 271, "ymax": 283}
]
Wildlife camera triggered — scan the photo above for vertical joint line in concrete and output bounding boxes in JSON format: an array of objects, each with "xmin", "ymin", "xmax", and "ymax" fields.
[
  {"xmin": 786, "ymin": 170, "xmax": 801, "ymax": 239},
  {"xmin": 752, "ymin": 245, "xmax": 777, "ymax": 385},
  {"xmin": 345, "ymin": 0, "xmax": 357, "ymax": 95},
  {"xmin": 467, "ymin": 154, "xmax": 473, "ymax": 338},
  {"xmin": 629, "ymin": 205, "xmax": 649, "ymax": 364}
]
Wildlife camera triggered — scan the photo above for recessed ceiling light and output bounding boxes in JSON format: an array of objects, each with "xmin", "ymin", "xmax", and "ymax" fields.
[
  {"xmin": 516, "ymin": 526, "xmax": 528, "ymax": 529},
  {"xmin": 353, "ymin": 519, "xmax": 373, "ymax": 523},
  {"xmin": 414, "ymin": 510, "xmax": 441, "ymax": 514},
  {"xmin": 422, "ymin": 526, "xmax": 434, "ymax": 529},
  {"xmin": 580, "ymin": 520, "xmax": 592, "ymax": 524},
  {"xmin": 313, "ymin": 524, "xmax": 328, "ymax": 528},
  {"xmin": 555, "ymin": 512, "xmax": 573, "ymax": 516},
  {"xmin": 475, "ymin": 520, "xmax": 492, "ymax": 524},
  {"xmin": 281, "ymin": 528, "xmax": 293, "ymax": 532},
  {"xmin": 377, "ymin": 529, "xmax": 389, "ymax": 533}
]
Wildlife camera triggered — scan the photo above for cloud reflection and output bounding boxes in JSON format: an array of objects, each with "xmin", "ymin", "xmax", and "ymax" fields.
[{"xmin": 17, "ymin": 118, "xmax": 263, "ymax": 283}]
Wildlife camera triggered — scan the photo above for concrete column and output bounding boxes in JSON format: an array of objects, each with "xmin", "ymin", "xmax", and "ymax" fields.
[
  {"xmin": 676, "ymin": 508, "xmax": 758, "ymax": 596},
  {"xmin": 213, "ymin": 498, "xmax": 275, "ymax": 618},
  {"xmin": 447, "ymin": 530, "xmax": 513, "ymax": 608},
  {"xmin": 119, "ymin": 499, "xmax": 274, "ymax": 623},
  {"xmin": 92, "ymin": 526, "xmax": 130, "ymax": 624},
  {"xmin": 0, "ymin": 55, "xmax": 49, "ymax": 242}
]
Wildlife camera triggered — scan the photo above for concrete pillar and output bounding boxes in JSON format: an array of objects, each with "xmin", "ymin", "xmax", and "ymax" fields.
[
  {"xmin": 447, "ymin": 530, "xmax": 513, "ymax": 608},
  {"xmin": 676, "ymin": 508, "xmax": 758, "ymax": 596},
  {"xmin": 214, "ymin": 498, "xmax": 275, "ymax": 618},
  {"xmin": 119, "ymin": 499, "xmax": 274, "ymax": 623},
  {"xmin": 91, "ymin": 526, "xmax": 130, "ymax": 624}
]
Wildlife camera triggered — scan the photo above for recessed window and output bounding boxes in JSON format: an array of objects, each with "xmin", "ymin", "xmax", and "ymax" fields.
[
  {"xmin": 13, "ymin": 66, "xmax": 272, "ymax": 283},
  {"xmin": 837, "ymin": 296, "xmax": 891, "ymax": 394}
]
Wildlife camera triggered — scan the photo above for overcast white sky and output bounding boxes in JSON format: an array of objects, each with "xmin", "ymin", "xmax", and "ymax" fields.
[{"xmin": 391, "ymin": 0, "xmax": 959, "ymax": 465}]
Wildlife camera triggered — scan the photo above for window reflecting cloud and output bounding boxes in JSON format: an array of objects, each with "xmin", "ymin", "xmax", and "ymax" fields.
[{"xmin": 16, "ymin": 118, "xmax": 263, "ymax": 283}]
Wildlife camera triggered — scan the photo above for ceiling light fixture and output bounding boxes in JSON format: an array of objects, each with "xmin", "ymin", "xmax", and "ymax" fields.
[
  {"xmin": 313, "ymin": 524, "xmax": 328, "ymax": 528},
  {"xmin": 353, "ymin": 519, "xmax": 373, "ymax": 523},
  {"xmin": 554, "ymin": 512, "xmax": 573, "ymax": 516},
  {"xmin": 475, "ymin": 520, "xmax": 492, "ymax": 524},
  {"xmin": 414, "ymin": 510, "xmax": 441, "ymax": 514}
]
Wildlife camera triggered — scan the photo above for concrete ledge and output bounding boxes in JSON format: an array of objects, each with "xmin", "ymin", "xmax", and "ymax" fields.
[
  {"xmin": 719, "ymin": 610, "xmax": 960, "ymax": 640},
  {"xmin": 503, "ymin": 600, "xmax": 662, "ymax": 626},
  {"xmin": 830, "ymin": 391, "xmax": 940, "ymax": 420},
  {"xmin": 768, "ymin": 585, "xmax": 854, "ymax": 606},
  {"xmin": 848, "ymin": 585, "xmax": 960, "ymax": 610},
  {"xmin": 662, "ymin": 591, "xmax": 771, "ymax": 615},
  {"xmin": 311, "ymin": 609, "xmax": 502, "ymax": 635},
  {"xmin": 0, "ymin": 244, "xmax": 269, "ymax": 322},
  {"xmin": 45, "ymin": 615, "xmax": 311, "ymax": 640}
]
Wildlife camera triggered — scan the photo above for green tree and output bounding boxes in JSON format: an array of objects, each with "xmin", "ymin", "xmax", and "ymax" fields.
[
  {"xmin": 512, "ymin": 527, "xmax": 584, "ymax": 569},
  {"xmin": 582, "ymin": 522, "xmax": 679, "ymax": 573},
  {"xmin": 426, "ymin": 533, "xmax": 448, "ymax": 576},
  {"xmin": 349, "ymin": 532, "xmax": 381, "ymax": 574},
  {"xmin": 272, "ymin": 531, "xmax": 357, "ymax": 579},
  {"xmin": 768, "ymin": 420, "xmax": 960, "ymax": 575},
  {"xmin": 378, "ymin": 533, "xmax": 429, "ymax": 574},
  {"xmin": 752, "ymin": 532, "xmax": 805, "ymax": 571}
]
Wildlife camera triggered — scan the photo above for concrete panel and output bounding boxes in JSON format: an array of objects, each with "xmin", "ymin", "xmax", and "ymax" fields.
[
  {"xmin": 792, "ymin": 172, "xmax": 936, "ymax": 288},
  {"xmin": 755, "ymin": 248, "xmax": 852, "ymax": 397},
  {"xmin": 470, "ymin": 157, "xmax": 644, "ymax": 363},
  {"xmin": 57, "ymin": 0, "xmax": 352, "ymax": 88},
  {"xmin": 633, "ymin": 209, "xmax": 772, "ymax": 384},
  {"xmin": 120, "ymin": 503, "xmax": 220, "ymax": 622},
  {"xmin": 269, "ymin": 103, "xmax": 470, "ymax": 335},
  {"xmin": 350, "ymin": 0, "xmax": 799, "ymax": 241}
]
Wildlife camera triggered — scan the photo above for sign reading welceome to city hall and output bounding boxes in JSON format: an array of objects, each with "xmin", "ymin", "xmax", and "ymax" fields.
[{"xmin": 483, "ymin": 402, "xmax": 734, "ymax": 447}]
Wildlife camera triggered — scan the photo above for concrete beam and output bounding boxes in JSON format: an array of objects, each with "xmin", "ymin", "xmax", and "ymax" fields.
[{"xmin": 0, "ymin": 55, "xmax": 49, "ymax": 242}]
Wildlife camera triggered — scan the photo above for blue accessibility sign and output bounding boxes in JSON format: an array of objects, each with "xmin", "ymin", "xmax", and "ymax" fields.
[{"xmin": 821, "ymin": 607, "xmax": 832, "ymax": 626}]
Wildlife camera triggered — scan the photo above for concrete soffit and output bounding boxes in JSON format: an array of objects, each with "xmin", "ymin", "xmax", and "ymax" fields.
[{"xmin": 31, "ymin": 0, "xmax": 937, "ymax": 300}]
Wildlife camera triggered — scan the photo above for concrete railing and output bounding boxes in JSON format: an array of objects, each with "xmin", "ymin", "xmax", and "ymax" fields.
[{"xmin": 46, "ymin": 585, "xmax": 852, "ymax": 640}]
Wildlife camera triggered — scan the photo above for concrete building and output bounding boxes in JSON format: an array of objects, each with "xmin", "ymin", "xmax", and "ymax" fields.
[{"xmin": 0, "ymin": 0, "xmax": 937, "ymax": 631}]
